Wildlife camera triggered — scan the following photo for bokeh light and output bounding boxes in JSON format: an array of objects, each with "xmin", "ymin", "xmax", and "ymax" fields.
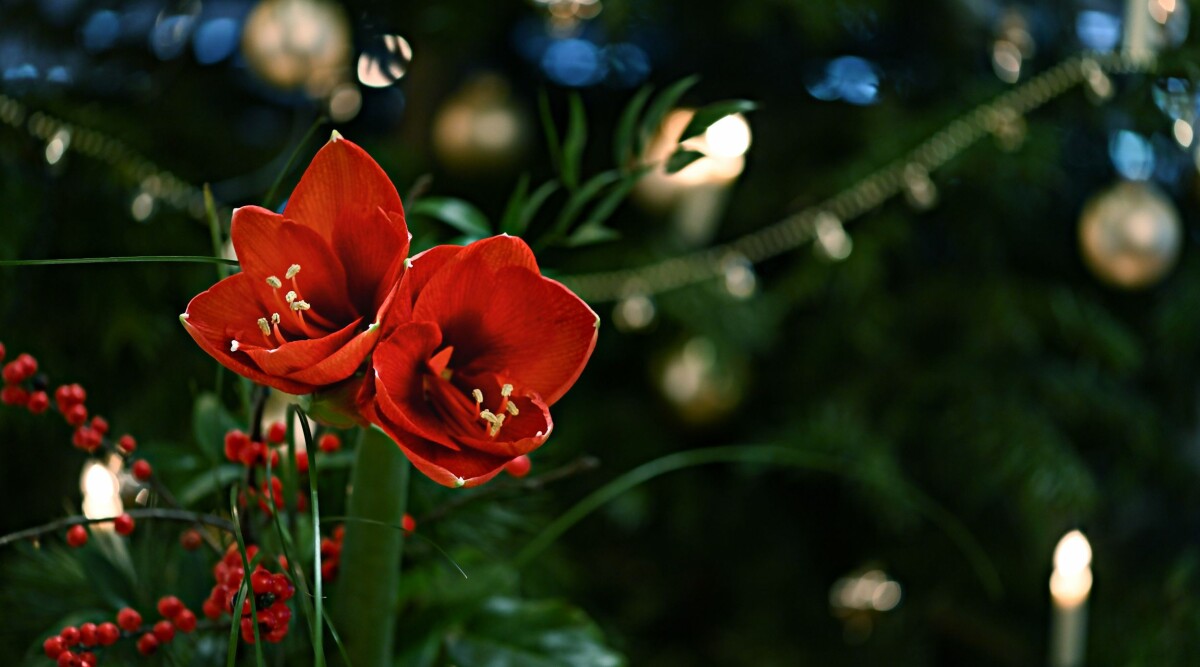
[{"xmin": 808, "ymin": 56, "xmax": 880, "ymax": 105}]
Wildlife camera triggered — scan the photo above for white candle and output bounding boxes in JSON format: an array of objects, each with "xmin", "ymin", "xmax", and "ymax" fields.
[{"xmin": 1048, "ymin": 530, "xmax": 1092, "ymax": 667}]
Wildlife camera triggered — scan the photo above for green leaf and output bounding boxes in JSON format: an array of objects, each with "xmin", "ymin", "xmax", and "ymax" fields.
[
  {"xmin": 292, "ymin": 406, "xmax": 327, "ymax": 667},
  {"xmin": 580, "ymin": 169, "xmax": 646, "ymax": 229},
  {"xmin": 664, "ymin": 150, "xmax": 705, "ymax": 174},
  {"xmin": 444, "ymin": 597, "xmax": 627, "ymax": 667},
  {"xmin": 409, "ymin": 198, "xmax": 491, "ymax": 238},
  {"xmin": 192, "ymin": 393, "xmax": 240, "ymax": 461},
  {"xmin": 0, "ymin": 255, "xmax": 238, "ymax": 267},
  {"xmin": 639, "ymin": 75, "xmax": 699, "ymax": 152},
  {"xmin": 678, "ymin": 99, "xmax": 758, "ymax": 143},
  {"xmin": 613, "ymin": 85, "xmax": 653, "ymax": 170},
  {"xmin": 538, "ymin": 89, "xmax": 562, "ymax": 173},
  {"xmin": 519, "ymin": 180, "xmax": 561, "ymax": 234},
  {"xmin": 565, "ymin": 221, "xmax": 620, "ymax": 247},
  {"xmin": 499, "ymin": 174, "xmax": 531, "ymax": 235},
  {"xmin": 176, "ymin": 464, "xmax": 243, "ymax": 507},
  {"xmin": 548, "ymin": 170, "xmax": 621, "ymax": 243},
  {"xmin": 203, "ymin": 184, "xmax": 226, "ymax": 281},
  {"xmin": 561, "ymin": 94, "xmax": 588, "ymax": 191}
]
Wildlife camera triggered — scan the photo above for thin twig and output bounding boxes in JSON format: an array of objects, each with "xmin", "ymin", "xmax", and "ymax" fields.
[
  {"xmin": 417, "ymin": 456, "xmax": 600, "ymax": 525},
  {"xmin": 0, "ymin": 509, "xmax": 236, "ymax": 548}
]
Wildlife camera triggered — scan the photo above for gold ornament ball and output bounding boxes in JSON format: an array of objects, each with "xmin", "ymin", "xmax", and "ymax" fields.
[
  {"xmin": 241, "ymin": 0, "xmax": 351, "ymax": 96},
  {"xmin": 1079, "ymin": 181, "xmax": 1181, "ymax": 289},
  {"xmin": 432, "ymin": 74, "xmax": 530, "ymax": 173}
]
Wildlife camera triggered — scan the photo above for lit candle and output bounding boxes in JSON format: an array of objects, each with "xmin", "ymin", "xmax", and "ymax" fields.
[{"xmin": 1048, "ymin": 530, "xmax": 1092, "ymax": 667}]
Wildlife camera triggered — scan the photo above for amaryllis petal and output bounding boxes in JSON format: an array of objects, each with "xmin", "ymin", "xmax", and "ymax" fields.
[
  {"xmin": 285, "ymin": 324, "xmax": 381, "ymax": 385},
  {"xmin": 283, "ymin": 135, "xmax": 403, "ymax": 245},
  {"xmin": 413, "ymin": 264, "xmax": 599, "ymax": 406},
  {"xmin": 369, "ymin": 404, "xmax": 509, "ymax": 488},
  {"xmin": 333, "ymin": 207, "xmax": 409, "ymax": 317},
  {"xmin": 386, "ymin": 244, "xmax": 464, "ymax": 325},
  {"xmin": 230, "ymin": 208, "xmax": 356, "ymax": 326},
  {"xmin": 371, "ymin": 323, "xmax": 463, "ymax": 450},
  {"xmin": 241, "ymin": 317, "xmax": 364, "ymax": 376}
]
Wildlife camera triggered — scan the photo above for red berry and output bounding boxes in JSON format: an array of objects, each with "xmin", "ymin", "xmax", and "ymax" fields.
[
  {"xmin": 96, "ymin": 622, "xmax": 119, "ymax": 646},
  {"xmin": 65, "ymin": 403, "xmax": 88, "ymax": 427},
  {"xmin": 295, "ymin": 450, "xmax": 309, "ymax": 474},
  {"xmin": 152, "ymin": 619, "xmax": 175, "ymax": 643},
  {"xmin": 251, "ymin": 568, "xmax": 274, "ymax": 594},
  {"xmin": 72, "ymin": 427, "xmax": 102, "ymax": 452},
  {"xmin": 266, "ymin": 421, "xmax": 287, "ymax": 444},
  {"xmin": 174, "ymin": 608, "xmax": 197, "ymax": 633},
  {"xmin": 223, "ymin": 430, "xmax": 248, "ymax": 462},
  {"xmin": 333, "ymin": 525, "xmax": 345, "ymax": 541},
  {"xmin": 202, "ymin": 597, "xmax": 222, "ymax": 620},
  {"xmin": 2, "ymin": 360, "xmax": 25, "ymax": 384},
  {"xmin": 402, "ymin": 513, "xmax": 416, "ymax": 532},
  {"xmin": 55, "ymin": 651, "xmax": 75, "ymax": 667},
  {"xmin": 59, "ymin": 626, "xmax": 80, "ymax": 645},
  {"xmin": 27, "ymin": 390, "xmax": 49, "ymax": 414},
  {"xmin": 117, "ymin": 434, "xmax": 136, "ymax": 454},
  {"xmin": 114, "ymin": 513, "xmax": 135, "ymax": 535},
  {"xmin": 117, "ymin": 607, "xmax": 142, "ymax": 632},
  {"xmin": 0, "ymin": 342, "xmax": 6, "ymax": 360},
  {"xmin": 78, "ymin": 623, "xmax": 97, "ymax": 647},
  {"xmin": 132, "ymin": 460, "xmax": 152, "ymax": 481},
  {"xmin": 157, "ymin": 595, "xmax": 184, "ymax": 618},
  {"xmin": 504, "ymin": 454, "xmax": 532, "ymax": 478},
  {"xmin": 240, "ymin": 617, "xmax": 257, "ymax": 643},
  {"xmin": 43, "ymin": 636, "xmax": 66, "ymax": 658},
  {"xmin": 66, "ymin": 525, "xmax": 88, "ymax": 548},
  {"xmin": 318, "ymin": 433, "xmax": 341, "ymax": 453},
  {"xmin": 79, "ymin": 653, "xmax": 97, "ymax": 667},
  {"xmin": 136, "ymin": 632, "xmax": 159, "ymax": 655},
  {"xmin": 265, "ymin": 626, "xmax": 288, "ymax": 643},
  {"xmin": 89, "ymin": 416, "xmax": 108, "ymax": 435},
  {"xmin": 55, "ymin": 383, "xmax": 86, "ymax": 410},
  {"xmin": 181, "ymin": 529, "xmax": 202, "ymax": 550},
  {"xmin": 1, "ymin": 385, "xmax": 29, "ymax": 406},
  {"xmin": 16, "ymin": 353, "xmax": 36, "ymax": 376}
]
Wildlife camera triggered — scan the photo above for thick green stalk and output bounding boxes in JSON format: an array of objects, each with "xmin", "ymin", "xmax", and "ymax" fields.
[{"xmin": 331, "ymin": 426, "xmax": 409, "ymax": 666}]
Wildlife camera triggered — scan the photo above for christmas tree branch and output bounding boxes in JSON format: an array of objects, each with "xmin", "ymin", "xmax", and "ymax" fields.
[{"xmin": 0, "ymin": 508, "xmax": 236, "ymax": 548}]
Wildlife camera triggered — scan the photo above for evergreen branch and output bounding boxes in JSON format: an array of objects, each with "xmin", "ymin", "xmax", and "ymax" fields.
[{"xmin": 0, "ymin": 509, "xmax": 236, "ymax": 548}]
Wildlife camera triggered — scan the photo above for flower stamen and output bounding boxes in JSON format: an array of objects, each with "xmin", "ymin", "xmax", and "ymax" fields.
[
  {"xmin": 266, "ymin": 276, "xmax": 282, "ymax": 289},
  {"xmin": 286, "ymin": 264, "xmax": 301, "ymax": 279},
  {"xmin": 479, "ymin": 409, "xmax": 506, "ymax": 437}
]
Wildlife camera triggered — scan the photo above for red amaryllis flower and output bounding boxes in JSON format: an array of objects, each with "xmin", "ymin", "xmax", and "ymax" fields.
[
  {"xmin": 364, "ymin": 236, "xmax": 598, "ymax": 487},
  {"xmin": 181, "ymin": 134, "xmax": 409, "ymax": 396}
]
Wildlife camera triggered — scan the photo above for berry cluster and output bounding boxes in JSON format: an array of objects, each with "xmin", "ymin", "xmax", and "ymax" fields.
[
  {"xmin": 319, "ymin": 514, "xmax": 415, "ymax": 582},
  {"xmin": 202, "ymin": 545, "xmax": 294, "ymax": 644},
  {"xmin": 41, "ymin": 599, "xmax": 197, "ymax": 665},
  {"xmin": 0, "ymin": 344, "xmax": 156, "ymax": 499}
]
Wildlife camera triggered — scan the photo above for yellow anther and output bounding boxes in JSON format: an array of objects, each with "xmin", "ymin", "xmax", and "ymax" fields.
[
  {"xmin": 505, "ymin": 402, "xmax": 519, "ymax": 416},
  {"xmin": 266, "ymin": 276, "xmax": 282, "ymax": 288},
  {"xmin": 472, "ymin": 389, "xmax": 483, "ymax": 404},
  {"xmin": 501, "ymin": 383, "xmax": 513, "ymax": 397},
  {"xmin": 291, "ymin": 300, "xmax": 311, "ymax": 311},
  {"xmin": 257, "ymin": 318, "xmax": 271, "ymax": 336},
  {"xmin": 285, "ymin": 291, "xmax": 297, "ymax": 304},
  {"xmin": 479, "ymin": 409, "xmax": 500, "ymax": 423},
  {"xmin": 479, "ymin": 409, "xmax": 506, "ymax": 437},
  {"xmin": 271, "ymin": 312, "xmax": 281, "ymax": 324},
  {"xmin": 230, "ymin": 340, "xmax": 240, "ymax": 352},
  {"xmin": 286, "ymin": 264, "xmax": 301, "ymax": 279}
]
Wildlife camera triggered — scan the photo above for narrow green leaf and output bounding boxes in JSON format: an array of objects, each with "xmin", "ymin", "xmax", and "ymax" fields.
[
  {"xmin": 561, "ymin": 93, "xmax": 588, "ymax": 191},
  {"xmin": 639, "ymin": 75, "xmax": 700, "ymax": 151},
  {"xmin": 664, "ymin": 149, "xmax": 705, "ymax": 174},
  {"xmin": 537, "ymin": 88, "xmax": 562, "ymax": 173},
  {"xmin": 321, "ymin": 609, "xmax": 354, "ymax": 667},
  {"xmin": 519, "ymin": 180, "xmax": 560, "ymax": 234},
  {"xmin": 0, "ymin": 255, "xmax": 239, "ymax": 267},
  {"xmin": 613, "ymin": 85, "xmax": 653, "ymax": 170},
  {"xmin": 580, "ymin": 169, "xmax": 646, "ymax": 229},
  {"xmin": 229, "ymin": 491, "xmax": 266, "ymax": 667},
  {"xmin": 264, "ymin": 115, "xmax": 328, "ymax": 210},
  {"xmin": 548, "ymin": 170, "xmax": 621, "ymax": 243},
  {"xmin": 513, "ymin": 445, "xmax": 1002, "ymax": 598},
  {"xmin": 225, "ymin": 581, "xmax": 249, "ymax": 667},
  {"xmin": 565, "ymin": 222, "xmax": 620, "ymax": 247},
  {"xmin": 203, "ymin": 184, "xmax": 225, "ymax": 281},
  {"xmin": 498, "ymin": 174, "xmax": 531, "ymax": 235},
  {"xmin": 292, "ymin": 406, "xmax": 326, "ymax": 667},
  {"xmin": 408, "ymin": 198, "xmax": 491, "ymax": 238},
  {"xmin": 678, "ymin": 99, "xmax": 758, "ymax": 143}
]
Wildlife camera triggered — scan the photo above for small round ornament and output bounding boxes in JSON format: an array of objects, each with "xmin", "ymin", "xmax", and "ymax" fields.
[
  {"xmin": 241, "ymin": 0, "xmax": 351, "ymax": 96},
  {"xmin": 1078, "ymin": 181, "xmax": 1181, "ymax": 289}
]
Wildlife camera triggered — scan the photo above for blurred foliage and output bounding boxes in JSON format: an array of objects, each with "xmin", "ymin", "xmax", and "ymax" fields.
[{"xmin": 3, "ymin": 0, "xmax": 1200, "ymax": 666}]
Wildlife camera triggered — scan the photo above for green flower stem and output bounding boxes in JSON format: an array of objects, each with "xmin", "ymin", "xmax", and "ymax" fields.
[{"xmin": 331, "ymin": 426, "xmax": 410, "ymax": 666}]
